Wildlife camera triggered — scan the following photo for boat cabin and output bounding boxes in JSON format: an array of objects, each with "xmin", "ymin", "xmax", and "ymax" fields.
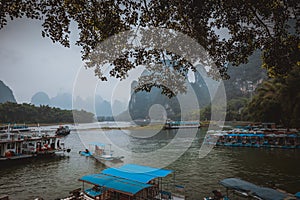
[
  {"xmin": 0, "ymin": 133, "xmax": 23, "ymax": 157},
  {"xmin": 21, "ymin": 136, "xmax": 63, "ymax": 154},
  {"xmin": 0, "ymin": 132, "xmax": 67, "ymax": 161},
  {"xmin": 80, "ymin": 173, "xmax": 154, "ymax": 200}
]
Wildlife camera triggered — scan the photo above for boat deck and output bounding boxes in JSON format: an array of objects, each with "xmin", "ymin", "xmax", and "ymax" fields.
[{"xmin": 0, "ymin": 154, "xmax": 33, "ymax": 161}]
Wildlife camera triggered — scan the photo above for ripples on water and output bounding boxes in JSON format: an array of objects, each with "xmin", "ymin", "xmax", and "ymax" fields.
[{"xmin": 0, "ymin": 125, "xmax": 299, "ymax": 200}]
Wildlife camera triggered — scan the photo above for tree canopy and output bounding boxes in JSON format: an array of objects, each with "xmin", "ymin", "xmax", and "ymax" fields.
[{"xmin": 1, "ymin": 0, "xmax": 299, "ymax": 95}]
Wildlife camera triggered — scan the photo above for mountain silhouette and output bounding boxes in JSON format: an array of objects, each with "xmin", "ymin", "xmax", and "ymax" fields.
[
  {"xmin": 0, "ymin": 80, "xmax": 16, "ymax": 103},
  {"xmin": 31, "ymin": 91, "xmax": 50, "ymax": 106}
]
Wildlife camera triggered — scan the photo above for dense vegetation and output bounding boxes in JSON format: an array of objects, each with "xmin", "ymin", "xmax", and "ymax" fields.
[
  {"xmin": 0, "ymin": 102, "xmax": 95, "ymax": 124},
  {"xmin": 243, "ymin": 66, "xmax": 300, "ymax": 128},
  {"xmin": 195, "ymin": 65, "xmax": 300, "ymax": 128}
]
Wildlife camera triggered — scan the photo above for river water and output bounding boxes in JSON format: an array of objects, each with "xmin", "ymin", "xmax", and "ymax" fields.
[{"xmin": 0, "ymin": 123, "xmax": 299, "ymax": 200}]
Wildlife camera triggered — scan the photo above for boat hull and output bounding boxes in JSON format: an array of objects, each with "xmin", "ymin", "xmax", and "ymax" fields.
[{"xmin": 93, "ymin": 155, "xmax": 124, "ymax": 167}]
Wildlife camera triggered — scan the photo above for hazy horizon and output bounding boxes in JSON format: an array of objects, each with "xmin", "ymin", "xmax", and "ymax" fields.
[{"xmin": 0, "ymin": 18, "xmax": 134, "ymax": 105}]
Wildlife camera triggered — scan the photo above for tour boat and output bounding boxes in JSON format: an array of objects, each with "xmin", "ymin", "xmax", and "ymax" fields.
[
  {"xmin": 205, "ymin": 178, "xmax": 300, "ymax": 200},
  {"xmin": 55, "ymin": 125, "xmax": 71, "ymax": 136},
  {"xmin": 0, "ymin": 124, "xmax": 31, "ymax": 133},
  {"xmin": 0, "ymin": 131, "xmax": 71, "ymax": 163},
  {"xmin": 62, "ymin": 164, "xmax": 186, "ymax": 200},
  {"xmin": 164, "ymin": 120, "xmax": 201, "ymax": 129}
]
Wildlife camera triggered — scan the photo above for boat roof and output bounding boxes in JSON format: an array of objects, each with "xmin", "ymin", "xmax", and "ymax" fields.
[
  {"xmin": 118, "ymin": 164, "xmax": 173, "ymax": 177},
  {"xmin": 101, "ymin": 164, "xmax": 172, "ymax": 184},
  {"xmin": 220, "ymin": 178, "xmax": 291, "ymax": 200},
  {"xmin": 228, "ymin": 133, "xmax": 265, "ymax": 137},
  {"xmin": 89, "ymin": 142, "xmax": 106, "ymax": 147},
  {"xmin": 79, "ymin": 173, "xmax": 152, "ymax": 195},
  {"xmin": 168, "ymin": 121, "xmax": 199, "ymax": 125},
  {"xmin": 101, "ymin": 168, "xmax": 155, "ymax": 183}
]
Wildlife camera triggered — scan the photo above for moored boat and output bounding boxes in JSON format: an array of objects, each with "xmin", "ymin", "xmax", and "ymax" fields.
[
  {"xmin": 55, "ymin": 125, "xmax": 71, "ymax": 136},
  {"xmin": 205, "ymin": 128, "xmax": 300, "ymax": 149},
  {"xmin": 10, "ymin": 124, "xmax": 31, "ymax": 133},
  {"xmin": 61, "ymin": 164, "xmax": 186, "ymax": 200},
  {"xmin": 80, "ymin": 142, "xmax": 124, "ymax": 167},
  {"xmin": 164, "ymin": 120, "xmax": 201, "ymax": 129},
  {"xmin": 0, "ymin": 124, "xmax": 31, "ymax": 133},
  {"xmin": 205, "ymin": 178, "xmax": 300, "ymax": 200},
  {"xmin": 0, "ymin": 131, "xmax": 71, "ymax": 163}
]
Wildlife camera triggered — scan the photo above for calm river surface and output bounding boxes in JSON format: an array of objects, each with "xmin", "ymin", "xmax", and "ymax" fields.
[{"xmin": 0, "ymin": 123, "xmax": 299, "ymax": 200}]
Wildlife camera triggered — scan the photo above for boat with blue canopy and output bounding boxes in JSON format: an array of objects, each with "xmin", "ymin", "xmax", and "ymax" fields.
[
  {"xmin": 80, "ymin": 173, "xmax": 153, "ymax": 199},
  {"xmin": 62, "ymin": 164, "xmax": 186, "ymax": 200},
  {"xmin": 205, "ymin": 178, "xmax": 300, "ymax": 200},
  {"xmin": 206, "ymin": 130, "xmax": 300, "ymax": 149}
]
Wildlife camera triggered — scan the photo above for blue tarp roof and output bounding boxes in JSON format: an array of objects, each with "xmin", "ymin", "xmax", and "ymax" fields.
[
  {"xmin": 101, "ymin": 164, "xmax": 173, "ymax": 184},
  {"xmin": 226, "ymin": 134, "xmax": 265, "ymax": 137},
  {"xmin": 220, "ymin": 178, "xmax": 291, "ymax": 200},
  {"xmin": 80, "ymin": 173, "xmax": 152, "ymax": 195},
  {"xmin": 287, "ymin": 134, "xmax": 297, "ymax": 138},
  {"xmin": 168, "ymin": 121, "xmax": 199, "ymax": 125},
  {"xmin": 101, "ymin": 168, "xmax": 158, "ymax": 184},
  {"xmin": 118, "ymin": 164, "xmax": 173, "ymax": 178}
]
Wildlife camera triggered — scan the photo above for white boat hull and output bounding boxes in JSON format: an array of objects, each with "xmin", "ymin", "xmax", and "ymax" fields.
[{"xmin": 93, "ymin": 155, "xmax": 124, "ymax": 166}]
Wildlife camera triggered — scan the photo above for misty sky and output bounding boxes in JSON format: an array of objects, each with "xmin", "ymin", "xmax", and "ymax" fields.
[
  {"xmin": 0, "ymin": 17, "xmax": 224, "ymax": 110},
  {"xmin": 0, "ymin": 18, "xmax": 135, "ymax": 105}
]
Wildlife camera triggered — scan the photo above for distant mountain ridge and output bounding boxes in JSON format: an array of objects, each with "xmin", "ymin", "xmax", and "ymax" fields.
[
  {"xmin": 0, "ymin": 80, "xmax": 16, "ymax": 103},
  {"xmin": 127, "ymin": 51, "xmax": 266, "ymax": 121},
  {"xmin": 224, "ymin": 50, "xmax": 267, "ymax": 100},
  {"xmin": 128, "ymin": 66, "xmax": 212, "ymax": 121},
  {"xmin": 31, "ymin": 92, "xmax": 126, "ymax": 117}
]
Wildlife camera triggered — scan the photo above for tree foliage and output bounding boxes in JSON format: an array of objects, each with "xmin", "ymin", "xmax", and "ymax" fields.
[
  {"xmin": 0, "ymin": 0, "xmax": 298, "ymax": 96},
  {"xmin": 195, "ymin": 97, "xmax": 248, "ymax": 121},
  {"xmin": 0, "ymin": 102, "xmax": 94, "ymax": 124},
  {"xmin": 242, "ymin": 66, "xmax": 300, "ymax": 128}
]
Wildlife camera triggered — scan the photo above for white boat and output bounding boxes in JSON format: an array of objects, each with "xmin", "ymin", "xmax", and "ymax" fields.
[
  {"xmin": 164, "ymin": 120, "xmax": 201, "ymax": 129},
  {"xmin": 83, "ymin": 142, "xmax": 124, "ymax": 166},
  {"xmin": 0, "ymin": 124, "xmax": 31, "ymax": 133}
]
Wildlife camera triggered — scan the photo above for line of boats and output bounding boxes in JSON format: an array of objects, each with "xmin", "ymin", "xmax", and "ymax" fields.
[
  {"xmin": 0, "ymin": 124, "xmax": 71, "ymax": 136},
  {"xmin": 206, "ymin": 126, "xmax": 300, "ymax": 149},
  {"xmin": 58, "ymin": 164, "xmax": 299, "ymax": 200}
]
